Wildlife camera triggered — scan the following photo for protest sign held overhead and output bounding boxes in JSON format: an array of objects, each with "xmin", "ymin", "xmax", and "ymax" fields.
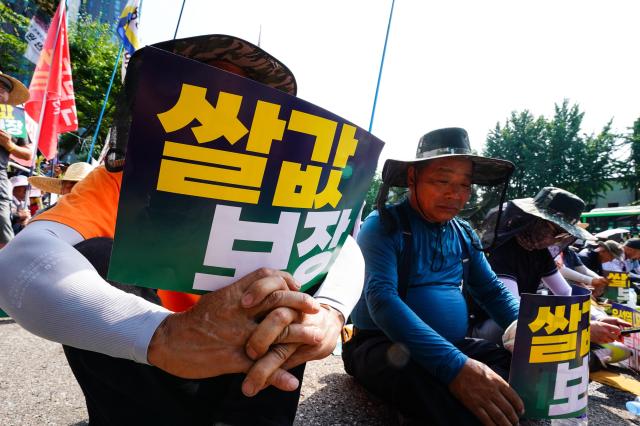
[
  {"xmin": 108, "ymin": 46, "xmax": 384, "ymax": 294},
  {"xmin": 509, "ymin": 286, "xmax": 591, "ymax": 420}
]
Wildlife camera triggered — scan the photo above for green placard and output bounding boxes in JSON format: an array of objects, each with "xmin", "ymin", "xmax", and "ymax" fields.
[
  {"xmin": 108, "ymin": 47, "xmax": 384, "ymax": 294},
  {"xmin": 603, "ymin": 270, "xmax": 629, "ymax": 303},
  {"xmin": 0, "ymin": 105, "xmax": 27, "ymax": 138},
  {"xmin": 509, "ymin": 286, "xmax": 591, "ymax": 419}
]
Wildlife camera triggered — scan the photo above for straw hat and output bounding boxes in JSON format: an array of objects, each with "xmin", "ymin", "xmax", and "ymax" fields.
[
  {"xmin": 0, "ymin": 71, "xmax": 29, "ymax": 105},
  {"xmin": 29, "ymin": 162, "xmax": 94, "ymax": 194}
]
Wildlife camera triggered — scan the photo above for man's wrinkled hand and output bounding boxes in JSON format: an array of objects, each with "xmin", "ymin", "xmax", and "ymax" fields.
[
  {"xmin": 590, "ymin": 277, "xmax": 608, "ymax": 296},
  {"xmin": 590, "ymin": 320, "xmax": 623, "ymax": 344},
  {"xmin": 599, "ymin": 316, "xmax": 632, "ymax": 328},
  {"xmin": 240, "ymin": 304, "xmax": 344, "ymax": 397},
  {"xmin": 17, "ymin": 209, "xmax": 30, "ymax": 224},
  {"xmin": 147, "ymin": 268, "xmax": 319, "ymax": 392},
  {"xmin": 0, "ymin": 129, "xmax": 13, "ymax": 151},
  {"xmin": 591, "ymin": 276, "xmax": 609, "ymax": 288},
  {"xmin": 448, "ymin": 359, "xmax": 524, "ymax": 426},
  {"xmin": 0, "ymin": 129, "xmax": 11, "ymax": 149}
]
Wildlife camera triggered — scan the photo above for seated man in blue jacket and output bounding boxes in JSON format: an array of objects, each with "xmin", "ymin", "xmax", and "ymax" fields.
[{"xmin": 343, "ymin": 128, "xmax": 523, "ymax": 426}]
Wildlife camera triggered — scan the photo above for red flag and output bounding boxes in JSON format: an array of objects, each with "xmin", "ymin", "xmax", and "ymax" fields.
[{"xmin": 24, "ymin": 2, "xmax": 77, "ymax": 161}]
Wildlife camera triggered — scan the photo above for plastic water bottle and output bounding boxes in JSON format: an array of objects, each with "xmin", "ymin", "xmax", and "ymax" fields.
[
  {"xmin": 550, "ymin": 413, "xmax": 588, "ymax": 425},
  {"xmin": 626, "ymin": 396, "xmax": 640, "ymax": 416}
]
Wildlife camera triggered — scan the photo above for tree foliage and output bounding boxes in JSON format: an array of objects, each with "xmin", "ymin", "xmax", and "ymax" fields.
[
  {"xmin": 33, "ymin": 0, "xmax": 57, "ymax": 16},
  {"xmin": 619, "ymin": 117, "xmax": 640, "ymax": 198},
  {"xmin": 483, "ymin": 100, "xmax": 622, "ymax": 204},
  {"xmin": 0, "ymin": 3, "xmax": 29, "ymax": 75},
  {"xmin": 61, "ymin": 13, "xmax": 121, "ymax": 159},
  {"xmin": 1, "ymin": 5, "xmax": 121, "ymax": 161},
  {"xmin": 362, "ymin": 173, "xmax": 382, "ymax": 219}
]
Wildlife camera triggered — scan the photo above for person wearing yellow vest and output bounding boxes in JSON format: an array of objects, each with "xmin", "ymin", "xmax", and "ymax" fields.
[{"xmin": 0, "ymin": 35, "xmax": 365, "ymax": 425}]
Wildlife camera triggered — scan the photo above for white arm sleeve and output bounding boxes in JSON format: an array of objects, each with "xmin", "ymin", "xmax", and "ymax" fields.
[
  {"xmin": 541, "ymin": 270, "xmax": 573, "ymax": 296},
  {"xmin": 498, "ymin": 276, "xmax": 520, "ymax": 301},
  {"xmin": 575, "ymin": 264, "xmax": 599, "ymax": 279},
  {"xmin": 558, "ymin": 265, "xmax": 593, "ymax": 285},
  {"xmin": 0, "ymin": 221, "xmax": 170, "ymax": 364},
  {"xmin": 313, "ymin": 236, "xmax": 364, "ymax": 320}
]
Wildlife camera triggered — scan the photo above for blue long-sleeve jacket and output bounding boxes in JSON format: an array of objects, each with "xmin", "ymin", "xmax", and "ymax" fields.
[{"xmin": 351, "ymin": 201, "xmax": 519, "ymax": 384}]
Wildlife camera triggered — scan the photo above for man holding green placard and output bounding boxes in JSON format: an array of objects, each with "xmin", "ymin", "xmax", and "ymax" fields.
[
  {"xmin": 344, "ymin": 128, "xmax": 523, "ymax": 425},
  {"xmin": 0, "ymin": 35, "xmax": 371, "ymax": 425}
]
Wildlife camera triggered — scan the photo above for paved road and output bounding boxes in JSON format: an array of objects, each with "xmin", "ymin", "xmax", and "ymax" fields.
[{"xmin": 1, "ymin": 318, "xmax": 638, "ymax": 425}]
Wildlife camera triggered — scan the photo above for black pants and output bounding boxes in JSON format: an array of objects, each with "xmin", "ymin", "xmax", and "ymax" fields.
[
  {"xmin": 64, "ymin": 238, "xmax": 304, "ymax": 426},
  {"xmin": 342, "ymin": 329, "xmax": 512, "ymax": 426}
]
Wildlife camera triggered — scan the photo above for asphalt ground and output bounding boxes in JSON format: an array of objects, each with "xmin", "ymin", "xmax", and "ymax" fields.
[{"xmin": 1, "ymin": 318, "xmax": 639, "ymax": 425}]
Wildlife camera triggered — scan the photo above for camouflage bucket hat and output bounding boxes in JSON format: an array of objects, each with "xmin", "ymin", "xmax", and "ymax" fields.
[
  {"xmin": 105, "ymin": 34, "xmax": 297, "ymax": 172},
  {"xmin": 152, "ymin": 34, "xmax": 297, "ymax": 95},
  {"xmin": 596, "ymin": 240, "xmax": 624, "ymax": 260},
  {"xmin": 511, "ymin": 187, "xmax": 595, "ymax": 241}
]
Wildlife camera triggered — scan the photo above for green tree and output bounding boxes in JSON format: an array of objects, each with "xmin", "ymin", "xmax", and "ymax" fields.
[
  {"xmin": 0, "ymin": 3, "xmax": 29, "ymax": 75},
  {"xmin": 0, "ymin": 5, "xmax": 121, "ymax": 161},
  {"xmin": 485, "ymin": 110, "xmax": 547, "ymax": 198},
  {"xmin": 620, "ymin": 117, "xmax": 640, "ymax": 199},
  {"xmin": 362, "ymin": 173, "xmax": 382, "ymax": 219},
  {"xmin": 483, "ymin": 99, "xmax": 621, "ymax": 204},
  {"xmin": 61, "ymin": 13, "xmax": 121, "ymax": 159}
]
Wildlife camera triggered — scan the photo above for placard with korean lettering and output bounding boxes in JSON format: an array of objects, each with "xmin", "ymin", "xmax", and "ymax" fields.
[
  {"xmin": 603, "ymin": 270, "xmax": 630, "ymax": 303},
  {"xmin": 0, "ymin": 105, "xmax": 27, "ymax": 138},
  {"xmin": 611, "ymin": 303, "xmax": 640, "ymax": 372},
  {"xmin": 509, "ymin": 286, "xmax": 591, "ymax": 419},
  {"xmin": 107, "ymin": 46, "xmax": 384, "ymax": 294}
]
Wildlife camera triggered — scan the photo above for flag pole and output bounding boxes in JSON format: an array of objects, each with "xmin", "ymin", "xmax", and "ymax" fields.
[
  {"xmin": 87, "ymin": 0, "xmax": 144, "ymax": 162},
  {"xmin": 368, "ymin": 0, "xmax": 395, "ymax": 133},
  {"xmin": 30, "ymin": 0, "xmax": 66, "ymax": 174},
  {"xmin": 86, "ymin": 42, "xmax": 124, "ymax": 162},
  {"xmin": 173, "ymin": 0, "xmax": 186, "ymax": 39}
]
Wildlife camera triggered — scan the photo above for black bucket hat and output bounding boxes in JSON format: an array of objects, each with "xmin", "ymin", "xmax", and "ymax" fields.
[
  {"xmin": 106, "ymin": 34, "xmax": 297, "ymax": 172},
  {"xmin": 510, "ymin": 187, "xmax": 595, "ymax": 241},
  {"xmin": 382, "ymin": 127, "xmax": 515, "ymax": 187}
]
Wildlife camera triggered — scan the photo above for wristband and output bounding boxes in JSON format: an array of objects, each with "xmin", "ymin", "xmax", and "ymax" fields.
[{"xmin": 6, "ymin": 143, "xmax": 14, "ymax": 153}]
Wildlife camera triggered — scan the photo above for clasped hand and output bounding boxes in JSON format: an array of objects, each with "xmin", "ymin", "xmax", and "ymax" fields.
[{"xmin": 148, "ymin": 268, "xmax": 343, "ymax": 397}]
